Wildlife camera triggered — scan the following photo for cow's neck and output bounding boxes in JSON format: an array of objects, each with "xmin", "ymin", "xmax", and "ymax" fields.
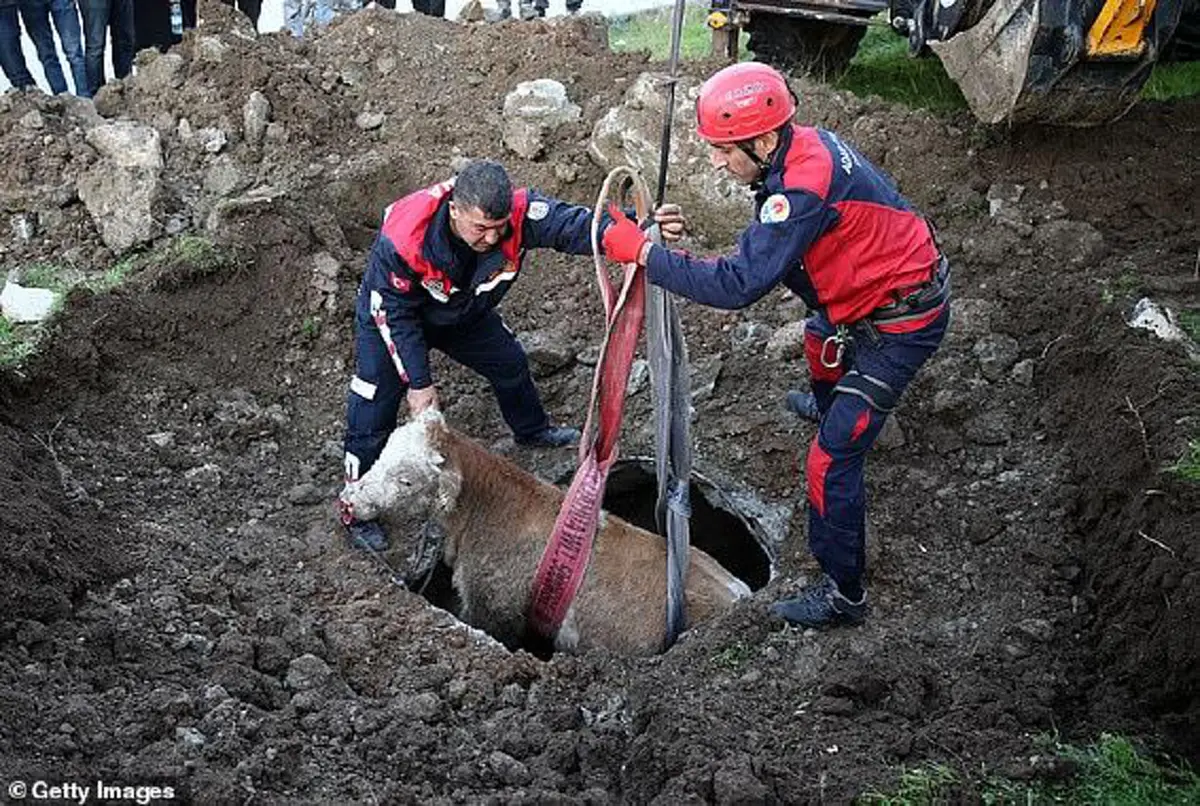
[{"xmin": 431, "ymin": 426, "xmax": 555, "ymax": 564}]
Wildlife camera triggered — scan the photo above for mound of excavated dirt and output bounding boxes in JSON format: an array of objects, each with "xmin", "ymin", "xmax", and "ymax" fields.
[{"xmin": 1, "ymin": 2, "xmax": 1198, "ymax": 801}]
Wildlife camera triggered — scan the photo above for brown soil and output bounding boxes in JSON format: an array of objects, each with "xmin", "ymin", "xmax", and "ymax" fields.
[{"xmin": 1, "ymin": 4, "xmax": 1198, "ymax": 802}]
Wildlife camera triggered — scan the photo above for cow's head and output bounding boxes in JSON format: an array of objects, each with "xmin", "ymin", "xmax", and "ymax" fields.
[{"xmin": 343, "ymin": 409, "xmax": 462, "ymax": 527}]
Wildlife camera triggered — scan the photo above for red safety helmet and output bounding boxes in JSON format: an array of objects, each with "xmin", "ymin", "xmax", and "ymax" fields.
[{"xmin": 695, "ymin": 62, "xmax": 797, "ymax": 144}]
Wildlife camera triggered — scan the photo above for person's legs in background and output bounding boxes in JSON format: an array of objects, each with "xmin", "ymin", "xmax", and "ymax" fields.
[
  {"xmin": 18, "ymin": 0, "xmax": 69, "ymax": 93},
  {"xmin": 237, "ymin": 0, "xmax": 260, "ymax": 28},
  {"xmin": 0, "ymin": 3, "xmax": 36, "ymax": 90},
  {"xmin": 0, "ymin": 3, "xmax": 35, "ymax": 89},
  {"xmin": 220, "ymin": 0, "xmax": 260, "ymax": 29},
  {"xmin": 108, "ymin": 0, "xmax": 132, "ymax": 79},
  {"xmin": 133, "ymin": 0, "xmax": 168, "ymax": 52},
  {"xmin": 411, "ymin": 0, "xmax": 443, "ymax": 16},
  {"xmin": 78, "ymin": 0, "xmax": 109, "ymax": 94},
  {"xmin": 49, "ymin": 0, "xmax": 89, "ymax": 95}
]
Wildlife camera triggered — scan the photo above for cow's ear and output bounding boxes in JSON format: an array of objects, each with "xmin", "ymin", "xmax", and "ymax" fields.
[{"xmin": 436, "ymin": 467, "xmax": 462, "ymax": 514}]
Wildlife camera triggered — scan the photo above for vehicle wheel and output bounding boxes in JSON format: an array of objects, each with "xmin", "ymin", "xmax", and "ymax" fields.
[
  {"xmin": 1163, "ymin": 0, "xmax": 1200, "ymax": 61},
  {"xmin": 746, "ymin": 16, "xmax": 867, "ymax": 78}
]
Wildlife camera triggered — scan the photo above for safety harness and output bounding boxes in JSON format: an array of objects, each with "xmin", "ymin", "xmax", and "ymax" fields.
[{"xmin": 820, "ymin": 253, "xmax": 951, "ymax": 413}]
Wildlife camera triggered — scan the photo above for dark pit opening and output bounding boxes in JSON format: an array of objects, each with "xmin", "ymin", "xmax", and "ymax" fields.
[{"xmin": 598, "ymin": 459, "xmax": 774, "ymax": 591}]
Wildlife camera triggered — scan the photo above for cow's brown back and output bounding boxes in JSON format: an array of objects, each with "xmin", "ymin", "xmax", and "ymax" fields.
[{"xmin": 433, "ymin": 426, "xmax": 749, "ymax": 654}]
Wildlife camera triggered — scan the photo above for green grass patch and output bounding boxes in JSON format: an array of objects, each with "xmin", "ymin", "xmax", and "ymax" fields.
[
  {"xmin": 19, "ymin": 262, "xmax": 74, "ymax": 294},
  {"xmin": 609, "ymin": 3, "xmax": 739, "ymax": 60},
  {"xmin": 836, "ymin": 26, "xmax": 968, "ymax": 114},
  {"xmin": 1177, "ymin": 308, "xmax": 1200, "ymax": 343},
  {"xmin": 710, "ymin": 641, "xmax": 752, "ymax": 670},
  {"xmin": 0, "ymin": 235, "xmax": 231, "ymax": 370},
  {"xmin": 861, "ymin": 764, "xmax": 957, "ymax": 805},
  {"xmin": 1169, "ymin": 439, "xmax": 1200, "ymax": 482},
  {"xmin": 81, "ymin": 255, "xmax": 138, "ymax": 295},
  {"xmin": 860, "ymin": 734, "xmax": 1200, "ymax": 805},
  {"xmin": 1143, "ymin": 60, "xmax": 1200, "ymax": 102},
  {"xmin": 1045, "ymin": 733, "xmax": 1200, "ymax": 805},
  {"xmin": 0, "ymin": 315, "xmax": 38, "ymax": 369}
]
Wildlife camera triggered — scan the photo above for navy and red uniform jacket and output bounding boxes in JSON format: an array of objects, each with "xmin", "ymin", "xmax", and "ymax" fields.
[
  {"xmin": 646, "ymin": 124, "xmax": 939, "ymax": 326},
  {"xmin": 358, "ymin": 180, "xmax": 602, "ymax": 390}
]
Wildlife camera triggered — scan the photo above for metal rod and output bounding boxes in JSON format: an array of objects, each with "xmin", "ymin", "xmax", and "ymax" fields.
[{"xmin": 656, "ymin": 0, "xmax": 689, "ymax": 206}]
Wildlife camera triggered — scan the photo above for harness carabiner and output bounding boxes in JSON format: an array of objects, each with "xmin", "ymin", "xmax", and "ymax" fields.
[{"xmin": 820, "ymin": 325, "xmax": 850, "ymax": 369}]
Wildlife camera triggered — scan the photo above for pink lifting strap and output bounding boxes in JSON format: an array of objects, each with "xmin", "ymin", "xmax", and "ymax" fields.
[{"xmin": 528, "ymin": 168, "xmax": 650, "ymax": 639}]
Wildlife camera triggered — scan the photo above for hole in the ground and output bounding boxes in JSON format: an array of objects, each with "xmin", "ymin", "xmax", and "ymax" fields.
[
  {"xmin": 417, "ymin": 458, "xmax": 777, "ymax": 656},
  {"xmin": 597, "ymin": 459, "xmax": 775, "ymax": 592}
]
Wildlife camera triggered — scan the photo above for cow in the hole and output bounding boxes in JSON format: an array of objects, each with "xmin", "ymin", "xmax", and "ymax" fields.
[{"xmin": 340, "ymin": 410, "xmax": 750, "ymax": 654}]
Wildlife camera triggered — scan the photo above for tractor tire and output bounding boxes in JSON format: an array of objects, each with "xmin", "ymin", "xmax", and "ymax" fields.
[
  {"xmin": 746, "ymin": 15, "xmax": 867, "ymax": 79},
  {"xmin": 1163, "ymin": 0, "xmax": 1200, "ymax": 61}
]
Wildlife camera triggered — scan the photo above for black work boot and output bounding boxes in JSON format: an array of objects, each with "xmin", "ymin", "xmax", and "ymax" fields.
[
  {"xmin": 515, "ymin": 425, "xmax": 581, "ymax": 448},
  {"xmin": 785, "ymin": 390, "xmax": 820, "ymax": 423},
  {"xmin": 346, "ymin": 520, "xmax": 388, "ymax": 553},
  {"xmin": 770, "ymin": 575, "xmax": 867, "ymax": 628}
]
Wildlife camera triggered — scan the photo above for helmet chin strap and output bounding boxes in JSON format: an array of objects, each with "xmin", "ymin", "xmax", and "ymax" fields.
[{"xmin": 737, "ymin": 139, "xmax": 774, "ymax": 189}]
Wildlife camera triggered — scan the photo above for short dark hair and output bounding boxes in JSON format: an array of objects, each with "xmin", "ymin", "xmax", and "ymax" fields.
[{"xmin": 453, "ymin": 160, "xmax": 513, "ymax": 220}]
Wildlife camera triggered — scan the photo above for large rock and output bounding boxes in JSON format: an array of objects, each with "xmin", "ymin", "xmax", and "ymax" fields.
[
  {"xmin": 84, "ymin": 120, "xmax": 163, "ymax": 170},
  {"xmin": 243, "ymin": 91, "xmax": 272, "ymax": 149},
  {"xmin": 132, "ymin": 51, "xmax": 185, "ymax": 95},
  {"xmin": 502, "ymin": 79, "xmax": 581, "ymax": 160},
  {"xmin": 590, "ymin": 72, "xmax": 754, "ymax": 246},
  {"xmin": 77, "ymin": 121, "xmax": 163, "ymax": 253}
]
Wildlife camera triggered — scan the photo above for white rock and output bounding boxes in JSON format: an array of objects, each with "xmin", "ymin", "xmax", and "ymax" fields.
[
  {"xmin": 196, "ymin": 128, "xmax": 228, "ymax": 154},
  {"xmin": 85, "ymin": 121, "xmax": 163, "ymax": 170},
  {"xmin": 243, "ymin": 91, "xmax": 272, "ymax": 148},
  {"xmin": 502, "ymin": 79, "xmax": 581, "ymax": 159},
  {"xmin": 0, "ymin": 279, "xmax": 58, "ymax": 324},
  {"xmin": 1128, "ymin": 298, "xmax": 1200, "ymax": 362},
  {"xmin": 764, "ymin": 320, "xmax": 807, "ymax": 360},
  {"xmin": 356, "ymin": 111, "xmax": 385, "ymax": 130}
]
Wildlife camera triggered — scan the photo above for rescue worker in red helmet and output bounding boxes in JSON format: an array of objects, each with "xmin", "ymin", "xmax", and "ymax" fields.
[{"xmin": 603, "ymin": 62, "xmax": 950, "ymax": 629}]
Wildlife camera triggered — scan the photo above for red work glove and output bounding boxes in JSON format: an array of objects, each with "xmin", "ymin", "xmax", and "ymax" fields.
[{"xmin": 602, "ymin": 204, "xmax": 650, "ymax": 266}]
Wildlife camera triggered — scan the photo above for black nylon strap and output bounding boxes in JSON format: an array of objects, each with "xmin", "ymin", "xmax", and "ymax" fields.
[{"xmin": 834, "ymin": 370, "xmax": 899, "ymax": 412}]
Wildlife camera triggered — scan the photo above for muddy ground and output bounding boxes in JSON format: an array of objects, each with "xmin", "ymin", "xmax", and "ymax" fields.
[{"xmin": 1, "ymin": 3, "xmax": 1198, "ymax": 803}]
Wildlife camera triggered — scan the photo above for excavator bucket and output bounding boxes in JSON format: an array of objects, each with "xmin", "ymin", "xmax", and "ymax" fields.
[{"xmin": 929, "ymin": 0, "xmax": 1186, "ymax": 125}]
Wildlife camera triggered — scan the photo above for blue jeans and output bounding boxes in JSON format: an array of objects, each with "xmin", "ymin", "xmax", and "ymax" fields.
[
  {"xmin": 0, "ymin": 5, "xmax": 36, "ymax": 90},
  {"xmin": 283, "ymin": 0, "xmax": 357, "ymax": 37},
  {"xmin": 78, "ymin": 0, "xmax": 132, "ymax": 95},
  {"xmin": 343, "ymin": 309, "xmax": 550, "ymax": 479},
  {"xmin": 18, "ymin": 0, "xmax": 88, "ymax": 96}
]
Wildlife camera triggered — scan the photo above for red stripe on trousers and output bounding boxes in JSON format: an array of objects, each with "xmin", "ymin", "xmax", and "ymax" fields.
[
  {"xmin": 806, "ymin": 437, "xmax": 833, "ymax": 517},
  {"xmin": 850, "ymin": 409, "xmax": 872, "ymax": 442}
]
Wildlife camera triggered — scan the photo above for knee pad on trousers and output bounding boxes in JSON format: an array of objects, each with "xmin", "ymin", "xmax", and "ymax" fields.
[{"xmin": 833, "ymin": 370, "xmax": 899, "ymax": 413}]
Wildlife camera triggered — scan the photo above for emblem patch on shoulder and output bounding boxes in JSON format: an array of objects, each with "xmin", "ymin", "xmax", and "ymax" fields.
[
  {"xmin": 527, "ymin": 201, "xmax": 550, "ymax": 221},
  {"xmin": 422, "ymin": 277, "xmax": 452, "ymax": 303},
  {"xmin": 760, "ymin": 194, "xmax": 791, "ymax": 224}
]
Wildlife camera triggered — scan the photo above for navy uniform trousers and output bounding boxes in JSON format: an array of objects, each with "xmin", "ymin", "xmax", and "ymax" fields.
[
  {"xmin": 803, "ymin": 302, "xmax": 950, "ymax": 598},
  {"xmin": 342, "ymin": 308, "xmax": 549, "ymax": 481}
]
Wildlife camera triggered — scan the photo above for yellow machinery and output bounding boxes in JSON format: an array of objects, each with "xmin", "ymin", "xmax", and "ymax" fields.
[{"xmin": 708, "ymin": 0, "xmax": 1194, "ymax": 124}]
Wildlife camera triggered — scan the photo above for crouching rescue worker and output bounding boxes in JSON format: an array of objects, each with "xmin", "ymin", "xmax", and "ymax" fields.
[
  {"xmin": 602, "ymin": 63, "xmax": 950, "ymax": 629},
  {"xmin": 339, "ymin": 159, "xmax": 684, "ymax": 553}
]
